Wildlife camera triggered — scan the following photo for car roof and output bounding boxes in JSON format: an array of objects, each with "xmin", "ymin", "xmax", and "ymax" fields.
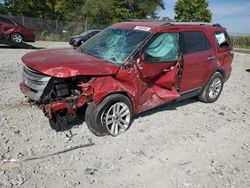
[
  {"xmin": 112, "ymin": 20, "xmax": 225, "ymax": 33},
  {"xmin": 0, "ymin": 16, "xmax": 21, "ymax": 25},
  {"xmin": 112, "ymin": 20, "xmax": 167, "ymax": 32}
]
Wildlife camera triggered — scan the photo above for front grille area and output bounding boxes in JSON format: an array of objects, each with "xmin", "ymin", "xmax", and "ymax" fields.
[{"xmin": 22, "ymin": 65, "xmax": 51, "ymax": 101}]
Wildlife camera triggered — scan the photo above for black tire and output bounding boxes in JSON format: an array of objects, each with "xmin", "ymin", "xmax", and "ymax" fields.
[
  {"xmin": 10, "ymin": 33, "xmax": 23, "ymax": 43},
  {"xmin": 198, "ymin": 72, "xmax": 224, "ymax": 103},
  {"xmin": 49, "ymin": 111, "xmax": 69, "ymax": 132},
  {"xmin": 77, "ymin": 40, "xmax": 85, "ymax": 47},
  {"xmin": 85, "ymin": 94, "xmax": 133, "ymax": 137}
]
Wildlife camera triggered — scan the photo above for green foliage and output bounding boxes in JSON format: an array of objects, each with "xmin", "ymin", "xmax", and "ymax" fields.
[
  {"xmin": 174, "ymin": 0, "xmax": 212, "ymax": 22},
  {"xmin": 81, "ymin": 0, "xmax": 165, "ymax": 25},
  {"xmin": 230, "ymin": 35, "xmax": 250, "ymax": 49},
  {"xmin": 4, "ymin": 0, "xmax": 56, "ymax": 18},
  {"xmin": 2, "ymin": 0, "xmax": 164, "ymax": 24},
  {"xmin": 2, "ymin": 0, "xmax": 165, "ymax": 41},
  {"xmin": 0, "ymin": 3, "xmax": 6, "ymax": 14}
]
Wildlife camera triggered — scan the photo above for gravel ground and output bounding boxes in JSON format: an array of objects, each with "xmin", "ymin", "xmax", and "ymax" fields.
[{"xmin": 0, "ymin": 41, "xmax": 250, "ymax": 188}]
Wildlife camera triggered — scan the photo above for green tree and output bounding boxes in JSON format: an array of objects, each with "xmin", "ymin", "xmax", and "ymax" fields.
[
  {"xmin": 82, "ymin": 0, "xmax": 165, "ymax": 25},
  {"xmin": 54, "ymin": 0, "xmax": 86, "ymax": 20},
  {"xmin": 2, "ymin": 0, "xmax": 164, "ymax": 24},
  {"xmin": 3, "ymin": 0, "xmax": 68, "ymax": 19},
  {"xmin": 0, "ymin": 4, "xmax": 6, "ymax": 14},
  {"xmin": 174, "ymin": 0, "xmax": 212, "ymax": 22},
  {"xmin": 4, "ymin": 0, "xmax": 48, "ymax": 17}
]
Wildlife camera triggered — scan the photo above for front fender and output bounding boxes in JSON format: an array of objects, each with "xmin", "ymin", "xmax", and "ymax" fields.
[{"xmin": 92, "ymin": 76, "xmax": 136, "ymax": 113}]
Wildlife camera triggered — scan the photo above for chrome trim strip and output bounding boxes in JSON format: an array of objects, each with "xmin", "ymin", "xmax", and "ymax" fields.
[{"xmin": 21, "ymin": 65, "xmax": 51, "ymax": 101}]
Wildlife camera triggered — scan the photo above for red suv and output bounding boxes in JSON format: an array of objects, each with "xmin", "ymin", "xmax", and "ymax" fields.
[
  {"xmin": 20, "ymin": 20, "xmax": 234, "ymax": 136},
  {"xmin": 0, "ymin": 16, "xmax": 36, "ymax": 43}
]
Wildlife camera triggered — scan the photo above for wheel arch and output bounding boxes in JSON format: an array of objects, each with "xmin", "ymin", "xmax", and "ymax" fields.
[
  {"xmin": 201, "ymin": 69, "xmax": 225, "ymax": 94},
  {"xmin": 91, "ymin": 76, "xmax": 136, "ymax": 114},
  {"xmin": 94, "ymin": 91, "xmax": 135, "ymax": 112},
  {"xmin": 214, "ymin": 68, "xmax": 225, "ymax": 78}
]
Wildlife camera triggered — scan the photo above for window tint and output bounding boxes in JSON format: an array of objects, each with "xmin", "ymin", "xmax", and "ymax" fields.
[
  {"xmin": 144, "ymin": 33, "xmax": 179, "ymax": 62},
  {"xmin": 181, "ymin": 31, "xmax": 210, "ymax": 54},
  {"xmin": 0, "ymin": 17, "xmax": 14, "ymax": 25},
  {"xmin": 215, "ymin": 32, "xmax": 231, "ymax": 48}
]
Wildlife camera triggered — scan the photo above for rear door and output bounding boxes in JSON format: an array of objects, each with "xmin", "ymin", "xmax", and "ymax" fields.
[{"xmin": 179, "ymin": 31, "xmax": 217, "ymax": 93}]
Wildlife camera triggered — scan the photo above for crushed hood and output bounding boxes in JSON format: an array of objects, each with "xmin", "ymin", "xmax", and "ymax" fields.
[{"xmin": 21, "ymin": 48, "xmax": 120, "ymax": 78}]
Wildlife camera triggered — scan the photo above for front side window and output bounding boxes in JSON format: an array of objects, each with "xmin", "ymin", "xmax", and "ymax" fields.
[
  {"xmin": 80, "ymin": 28, "xmax": 150, "ymax": 64},
  {"xmin": 181, "ymin": 31, "xmax": 210, "ymax": 54},
  {"xmin": 144, "ymin": 33, "xmax": 179, "ymax": 62}
]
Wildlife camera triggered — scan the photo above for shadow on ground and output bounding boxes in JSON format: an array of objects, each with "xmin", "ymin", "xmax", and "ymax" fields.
[
  {"xmin": 54, "ymin": 97, "xmax": 199, "ymax": 132},
  {"xmin": 0, "ymin": 40, "xmax": 45, "ymax": 49},
  {"xmin": 60, "ymin": 106, "xmax": 87, "ymax": 131},
  {"xmin": 135, "ymin": 97, "xmax": 199, "ymax": 119}
]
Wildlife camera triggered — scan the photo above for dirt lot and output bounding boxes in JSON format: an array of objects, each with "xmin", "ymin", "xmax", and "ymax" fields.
[{"xmin": 0, "ymin": 42, "xmax": 250, "ymax": 188}]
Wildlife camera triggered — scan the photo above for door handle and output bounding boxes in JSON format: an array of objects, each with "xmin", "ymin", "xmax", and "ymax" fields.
[{"xmin": 208, "ymin": 55, "xmax": 216, "ymax": 61}]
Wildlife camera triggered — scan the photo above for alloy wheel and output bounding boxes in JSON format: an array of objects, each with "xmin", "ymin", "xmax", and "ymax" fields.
[
  {"xmin": 11, "ymin": 33, "xmax": 23, "ymax": 43},
  {"xmin": 101, "ymin": 102, "xmax": 131, "ymax": 136},
  {"xmin": 208, "ymin": 78, "xmax": 222, "ymax": 99}
]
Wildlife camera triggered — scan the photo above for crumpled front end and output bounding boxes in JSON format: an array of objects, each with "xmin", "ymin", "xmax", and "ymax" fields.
[{"xmin": 19, "ymin": 65, "xmax": 93, "ymax": 120}]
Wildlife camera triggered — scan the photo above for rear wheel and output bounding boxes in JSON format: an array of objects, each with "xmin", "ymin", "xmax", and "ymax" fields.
[
  {"xmin": 10, "ymin": 33, "xmax": 23, "ymax": 43},
  {"xmin": 198, "ymin": 72, "xmax": 224, "ymax": 103},
  {"xmin": 85, "ymin": 94, "xmax": 132, "ymax": 137}
]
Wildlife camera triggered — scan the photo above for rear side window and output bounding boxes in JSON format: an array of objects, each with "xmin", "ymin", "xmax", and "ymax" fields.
[
  {"xmin": 0, "ymin": 17, "xmax": 14, "ymax": 25},
  {"xmin": 215, "ymin": 32, "xmax": 231, "ymax": 48},
  {"xmin": 181, "ymin": 31, "xmax": 210, "ymax": 54}
]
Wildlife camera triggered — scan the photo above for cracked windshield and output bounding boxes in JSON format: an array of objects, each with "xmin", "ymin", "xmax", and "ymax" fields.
[{"xmin": 80, "ymin": 28, "xmax": 150, "ymax": 64}]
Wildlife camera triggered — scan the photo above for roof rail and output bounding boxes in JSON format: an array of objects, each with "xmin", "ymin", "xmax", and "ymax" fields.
[
  {"xmin": 162, "ymin": 22, "xmax": 222, "ymax": 27},
  {"xmin": 126, "ymin": 19, "xmax": 161, "ymax": 22}
]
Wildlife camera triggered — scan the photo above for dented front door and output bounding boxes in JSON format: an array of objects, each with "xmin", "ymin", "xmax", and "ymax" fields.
[{"xmin": 136, "ymin": 32, "xmax": 182, "ymax": 112}]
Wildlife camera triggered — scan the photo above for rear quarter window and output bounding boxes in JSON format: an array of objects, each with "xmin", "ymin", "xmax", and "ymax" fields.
[
  {"xmin": 215, "ymin": 31, "xmax": 231, "ymax": 48},
  {"xmin": 181, "ymin": 31, "xmax": 211, "ymax": 54}
]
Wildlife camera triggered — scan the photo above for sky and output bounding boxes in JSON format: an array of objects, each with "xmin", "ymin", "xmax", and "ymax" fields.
[{"xmin": 157, "ymin": 0, "xmax": 250, "ymax": 34}]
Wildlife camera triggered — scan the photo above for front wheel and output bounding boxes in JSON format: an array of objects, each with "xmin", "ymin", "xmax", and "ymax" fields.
[
  {"xmin": 198, "ymin": 72, "xmax": 224, "ymax": 103},
  {"xmin": 49, "ymin": 110, "xmax": 69, "ymax": 132},
  {"xmin": 85, "ymin": 94, "xmax": 133, "ymax": 137}
]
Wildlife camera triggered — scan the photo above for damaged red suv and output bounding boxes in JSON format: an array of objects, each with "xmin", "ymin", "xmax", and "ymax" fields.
[{"xmin": 20, "ymin": 20, "xmax": 234, "ymax": 136}]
